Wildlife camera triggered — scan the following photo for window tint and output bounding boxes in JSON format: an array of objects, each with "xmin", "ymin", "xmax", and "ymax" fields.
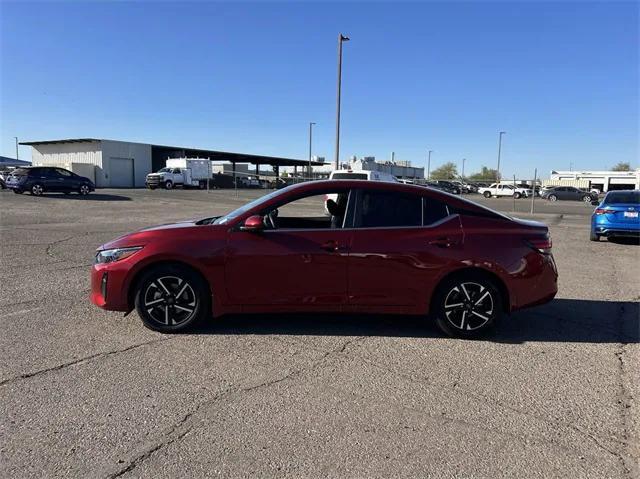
[
  {"xmin": 56, "ymin": 168, "xmax": 72, "ymax": 177},
  {"xmin": 41, "ymin": 168, "xmax": 58, "ymax": 178},
  {"xmin": 357, "ymin": 191, "xmax": 422, "ymax": 228},
  {"xmin": 423, "ymin": 197, "xmax": 450, "ymax": 225},
  {"xmin": 331, "ymin": 172, "xmax": 368, "ymax": 180},
  {"xmin": 604, "ymin": 191, "xmax": 640, "ymax": 204}
]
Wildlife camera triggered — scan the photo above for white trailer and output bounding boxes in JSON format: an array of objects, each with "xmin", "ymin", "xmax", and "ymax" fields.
[{"xmin": 145, "ymin": 158, "xmax": 211, "ymax": 190}]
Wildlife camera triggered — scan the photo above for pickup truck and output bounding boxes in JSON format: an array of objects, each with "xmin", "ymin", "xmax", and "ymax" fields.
[
  {"xmin": 145, "ymin": 158, "xmax": 210, "ymax": 190},
  {"xmin": 478, "ymin": 183, "xmax": 532, "ymax": 198}
]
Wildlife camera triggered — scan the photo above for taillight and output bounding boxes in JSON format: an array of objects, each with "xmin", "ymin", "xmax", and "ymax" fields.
[
  {"xmin": 594, "ymin": 208, "xmax": 615, "ymax": 215},
  {"xmin": 525, "ymin": 236, "xmax": 552, "ymax": 254}
]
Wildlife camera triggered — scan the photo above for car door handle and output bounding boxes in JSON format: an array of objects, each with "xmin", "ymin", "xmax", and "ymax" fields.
[
  {"xmin": 429, "ymin": 237, "xmax": 456, "ymax": 248},
  {"xmin": 320, "ymin": 240, "xmax": 340, "ymax": 252}
]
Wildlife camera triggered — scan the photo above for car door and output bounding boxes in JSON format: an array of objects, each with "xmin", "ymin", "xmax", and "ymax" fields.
[
  {"xmin": 347, "ymin": 189, "xmax": 462, "ymax": 312},
  {"xmin": 39, "ymin": 168, "xmax": 63, "ymax": 191},
  {"xmin": 224, "ymin": 189, "xmax": 353, "ymax": 312},
  {"xmin": 55, "ymin": 168, "xmax": 77, "ymax": 191}
]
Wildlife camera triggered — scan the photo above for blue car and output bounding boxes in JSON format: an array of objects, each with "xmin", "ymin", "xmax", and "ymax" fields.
[{"xmin": 590, "ymin": 190, "xmax": 640, "ymax": 241}]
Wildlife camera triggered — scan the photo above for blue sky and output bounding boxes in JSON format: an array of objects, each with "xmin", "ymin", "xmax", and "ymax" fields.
[{"xmin": 1, "ymin": 1, "xmax": 638, "ymax": 178}]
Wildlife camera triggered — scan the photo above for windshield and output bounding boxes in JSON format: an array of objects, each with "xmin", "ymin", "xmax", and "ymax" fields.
[
  {"xmin": 604, "ymin": 191, "xmax": 640, "ymax": 204},
  {"xmin": 331, "ymin": 172, "xmax": 367, "ymax": 180},
  {"xmin": 212, "ymin": 188, "xmax": 285, "ymax": 225},
  {"xmin": 157, "ymin": 167, "xmax": 171, "ymax": 173}
]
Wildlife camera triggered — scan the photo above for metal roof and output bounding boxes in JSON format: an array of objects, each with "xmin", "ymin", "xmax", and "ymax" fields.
[{"xmin": 20, "ymin": 138, "xmax": 325, "ymax": 167}]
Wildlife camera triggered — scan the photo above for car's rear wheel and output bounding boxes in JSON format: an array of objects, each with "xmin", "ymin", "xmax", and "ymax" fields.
[
  {"xmin": 31, "ymin": 183, "xmax": 44, "ymax": 196},
  {"xmin": 433, "ymin": 275, "xmax": 503, "ymax": 338},
  {"xmin": 590, "ymin": 230, "xmax": 600, "ymax": 242},
  {"xmin": 13, "ymin": 189, "xmax": 23, "ymax": 194},
  {"xmin": 79, "ymin": 184, "xmax": 91, "ymax": 195},
  {"xmin": 164, "ymin": 180, "xmax": 173, "ymax": 190},
  {"xmin": 548, "ymin": 194, "xmax": 557, "ymax": 202},
  {"xmin": 483, "ymin": 191, "xmax": 491, "ymax": 198},
  {"xmin": 134, "ymin": 265, "xmax": 209, "ymax": 333}
]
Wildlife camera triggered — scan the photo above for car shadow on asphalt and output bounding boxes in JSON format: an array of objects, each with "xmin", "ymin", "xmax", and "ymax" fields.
[
  {"xmin": 190, "ymin": 298, "xmax": 639, "ymax": 344},
  {"xmin": 30, "ymin": 193, "xmax": 132, "ymax": 201},
  {"xmin": 606, "ymin": 237, "xmax": 640, "ymax": 246}
]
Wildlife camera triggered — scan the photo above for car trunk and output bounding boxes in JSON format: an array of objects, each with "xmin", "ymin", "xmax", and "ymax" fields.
[{"xmin": 603, "ymin": 203, "xmax": 639, "ymax": 225}]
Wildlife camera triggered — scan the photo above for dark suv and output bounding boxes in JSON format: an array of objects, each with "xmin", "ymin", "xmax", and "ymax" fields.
[{"xmin": 6, "ymin": 167, "xmax": 95, "ymax": 196}]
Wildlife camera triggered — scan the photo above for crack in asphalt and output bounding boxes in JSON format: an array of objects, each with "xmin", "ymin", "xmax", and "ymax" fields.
[
  {"xmin": 104, "ymin": 336, "xmax": 367, "ymax": 478},
  {"xmin": 0, "ymin": 337, "xmax": 173, "ymax": 387}
]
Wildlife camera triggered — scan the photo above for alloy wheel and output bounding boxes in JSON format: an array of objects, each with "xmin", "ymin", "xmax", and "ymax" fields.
[
  {"xmin": 143, "ymin": 276, "xmax": 197, "ymax": 327},
  {"xmin": 443, "ymin": 282, "xmax": 494, "ymax": 331},
  {"xmin": 80, "ymin": 184, "xmax": 90, "ymax": 195},
  {"xmin": 31, "ymin": 184, "xmax": 44, "ymax": 196}
]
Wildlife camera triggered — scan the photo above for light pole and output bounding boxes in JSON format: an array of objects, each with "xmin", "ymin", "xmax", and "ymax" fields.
[
  {"xmin": 308, "ymin": 122, "xmax": 316, "ymax": 180},
  {"xmin": 334, "ymin": 33, "xmax": 349, "ymax": 170},
  {"xmin": 427, "ymin": 150, "xmax": 432, "ymax": 180},
  {"xmin": 496, "ymin": 131, "xmax": 506, "ymax": 182},
  {"xmin": 462, "ymin": 158, "xmax": 466, "ymax": 179},
  {"xmin": 14, "ymin": 137, "xmax": 19, "ymax": 160}
]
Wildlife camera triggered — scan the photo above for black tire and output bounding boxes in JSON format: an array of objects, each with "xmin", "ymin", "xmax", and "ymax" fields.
[
  {"xmin": 432, "ymin": 273, "xmax": 503, "ymax": 338},
  {"xmin": 582, "ymin": 195, "xmax": 592, "ymax": 203},
  {"xmin": 548, "ymin": 194, "xmax": 557, "ymax": 202},
  {"xmin": 483, "ymin": 191, "xmax": 491, "ymax": 198},
  {"xmin": 30, "ymin": 183, "xmax": 44, "ymax": 196},
  {"xmin": 514, "ymin": 192, "xmax": 522, "ymax": 199},
  {"xmin": 13, "ymin": 189, "xmax": 23, "ymax": 194},
  {"xmin": 64, "ymin": 191, "xmax": 71, "ymax": 195},
  {"xmin": 164, "ymin": 180, "xmax": 173, "ymax": 190},
  {"xmin": 79, "ymin": 184, "xmax": 91, "ymax": 195},
  {"xmin": 134, "ymin": 264, "xmax": 209, "ymax": 333},
  {"xmin": 147, "ymin": 185, "xmax": 156, "ymax": 190},
  {"xmin": 590, "ymin": 230, "xmax": 600, "ymax": 242}
]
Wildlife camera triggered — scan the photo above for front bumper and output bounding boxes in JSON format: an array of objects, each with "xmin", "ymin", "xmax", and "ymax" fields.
[{"xmin": 90, "ymin": 263, "xmax": 130, "ymax": 311}]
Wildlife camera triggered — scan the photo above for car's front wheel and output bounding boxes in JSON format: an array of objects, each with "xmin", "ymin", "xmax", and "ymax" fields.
[
  {"xmin": 483, "ymin": 191, "xmax": 491, "ymax": 198},
  {"xmin": 164, "ymin": 180, "xmax": 173, "ymax": 190},
  {"xmin": 134, "ymin": 265, "xmax": 209, "ymax": 333},
  {"xmin": 514, "ymin": 192, "xmax": 522, "ymax": 199},
  {"xmin": 79, "ymin": 184, "xmax": 91, "ymax": 195},
  {"xmin": 30, "ymin": 183, "xmax": 44, "ymax": 196},
  {"xmin": 582, "ymin": 195, "xmax": 592, "ymax": 203},
  {"xmin": 433, "ymin": 275, "xmax": 503, "ymax": 338}
]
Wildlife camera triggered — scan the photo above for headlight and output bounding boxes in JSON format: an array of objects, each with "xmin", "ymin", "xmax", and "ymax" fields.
[{"xmin": 95, "ymin": 246, "xmax": 143, "ymax": 264}]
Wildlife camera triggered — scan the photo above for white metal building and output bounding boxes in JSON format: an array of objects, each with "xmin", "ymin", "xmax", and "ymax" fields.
[
  {"xmin": 24, "ymin": 139, "xmax": 152, "ymax": 188},
  {"xmin": 547, "ymin": 169, "xmax": 640, "ymax": 192}
]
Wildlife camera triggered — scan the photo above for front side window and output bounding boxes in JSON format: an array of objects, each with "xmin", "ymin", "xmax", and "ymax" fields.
[
  {"xmin": 356, "ymin": 191, "xmax": 422, "ymax": 228},
  {"xmin": 263, "ymin": 191, "xmax": 351, "ymax": 230}
]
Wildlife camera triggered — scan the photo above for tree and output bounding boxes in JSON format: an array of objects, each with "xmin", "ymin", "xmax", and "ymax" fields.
[
  {"xmin": 467, "ymin": 166, "xmax": 499, "ymax": 181},
  {"xmin": 611, "ymin": 162, "xmax": 631, "ymax": 171},
  {"xmin": 430, "ymin": 162, "xmax": 458, "ymax": 180}
]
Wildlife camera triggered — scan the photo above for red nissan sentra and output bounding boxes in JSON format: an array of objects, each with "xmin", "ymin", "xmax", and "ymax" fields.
[{"xmin": 90, "ymin": 180, "xmax": 557, "ymax": 338}]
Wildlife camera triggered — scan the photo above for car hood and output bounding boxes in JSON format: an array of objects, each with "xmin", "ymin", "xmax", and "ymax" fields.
[{"xmin": 98, "ymin": 218, "xmax": 224, "ymax": 250}]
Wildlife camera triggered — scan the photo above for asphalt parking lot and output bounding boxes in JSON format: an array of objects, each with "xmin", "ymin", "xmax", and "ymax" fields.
[{"xmin": 1, "ymin": 188, "xmax": 638, "ymax": 478}]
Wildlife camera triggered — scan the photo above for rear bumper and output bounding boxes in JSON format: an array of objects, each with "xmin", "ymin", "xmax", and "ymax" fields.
[
  {"xmin": 592, "ymin": 218, "xmax": 640, "ymax": 237},
  {"xmin": 510, "ymin": 253, "xmax": 558, "ymax": 312}
]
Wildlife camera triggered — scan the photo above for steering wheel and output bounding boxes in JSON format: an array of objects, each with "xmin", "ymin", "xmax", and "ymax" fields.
[{"xmin": 264, "ymin": 209, "xmax": 278, "ymax": 229}]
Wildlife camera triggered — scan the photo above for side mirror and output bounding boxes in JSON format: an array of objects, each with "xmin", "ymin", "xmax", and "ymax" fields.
[
  {"xmin": 591, "ymin": 200, "xmax": 599, "ymax": 206},
  {"xmin": 240, "ymin": 215, "xmax": 264, "ymax": 233}
]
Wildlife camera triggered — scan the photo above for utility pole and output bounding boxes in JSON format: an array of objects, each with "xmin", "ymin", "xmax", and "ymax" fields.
[
  {"xmin": 334, "ymin": 33, "xmax": 350, "ymax": 170},
  {"xmin": 496, "ymin": 131, "xmax": 506, "ymax": 182},
  {"xmin": 427, "ymin": 150, "xmax": 432, "ymax": 180},
  {"xmin": 15, "ymin": 137, "xmax": 19, "ymax": 160},
  {"xmin": 462, "ymin": 158, "xmax": 466, "ymax": 179},
  {"xmin": 308, "ymin": 122, "xmax": 316, "ymax": 180}
]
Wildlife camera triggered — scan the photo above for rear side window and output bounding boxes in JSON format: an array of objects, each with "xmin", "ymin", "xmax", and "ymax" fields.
[
  {"xmin": 356, "ymin": 191, "xmax": 422, "ymax": 228},
  {"xmin": 423, "ymin": 197, "xmax": 450, "ymax": 225},
  {"xmin": 12, "ymin": 168, "xmax": 31, "ymax": 176},
  {"xmin": 604, "ymin": 191, "xmax": 640, "ymax": 204}
]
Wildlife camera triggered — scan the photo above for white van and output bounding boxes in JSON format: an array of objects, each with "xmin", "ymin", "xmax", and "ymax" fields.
[
  {"xmin": 329, "ymin": 170, "xmax": 397, "ymax": 182},
  {"xmin": 325, "ymin": 170, "xmax": 397, "ymax": 214}
]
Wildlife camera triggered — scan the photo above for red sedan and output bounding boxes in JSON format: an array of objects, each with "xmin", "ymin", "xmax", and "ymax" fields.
[{"xmin": 90, "ymin": 180, "xmax": 557, "ymax": 338}]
